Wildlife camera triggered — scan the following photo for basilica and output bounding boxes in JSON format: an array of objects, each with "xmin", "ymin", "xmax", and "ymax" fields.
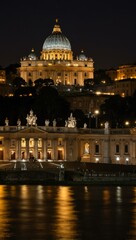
[
  {"xmin": 19, "ymin": 19, "xmax": 94, "ymax": 85},
  {"xmin": 0, "ymin": 110, "xmax": 136, "ymax": 165}
]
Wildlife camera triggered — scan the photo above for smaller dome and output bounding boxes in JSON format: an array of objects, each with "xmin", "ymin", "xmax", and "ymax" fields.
[
  {"xmin": 28, "ymin": 49, "xmax": 37, "ymax": 60},
  {"xmin": 78, "ymin": 50, "xmax": 88, "ymax": 61}
]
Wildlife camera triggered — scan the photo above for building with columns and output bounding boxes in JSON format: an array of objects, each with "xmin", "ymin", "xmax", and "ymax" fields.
[
  {"xmin": 19, "ymin": 19, "xmax": 94, "ymax": 86},
  {"xmin": 0, "ymin": 110, "xmax": 136, "ymax": 165}
]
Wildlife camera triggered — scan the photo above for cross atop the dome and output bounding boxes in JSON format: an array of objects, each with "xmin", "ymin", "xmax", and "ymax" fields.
[{"xmin": 53, "ymin": 19, "xmax": 62, "ymax": 33}]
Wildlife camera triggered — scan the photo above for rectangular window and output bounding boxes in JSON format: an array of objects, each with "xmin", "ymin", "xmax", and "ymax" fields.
[
  {"xmin": 95, "ymin": 144, "xmax": 99, "ymax": 154},
  {"xmin": 124, "ymin": 144, "xmax": 128, "ymax": 153},
  {"xmin": 116, "ymin": 144, "xmax": 119, "ymax": 153}
]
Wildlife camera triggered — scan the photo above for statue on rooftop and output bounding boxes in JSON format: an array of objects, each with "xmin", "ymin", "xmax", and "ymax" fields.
[
  {"xmin": 26, "ymin": 110, "xmax": 37, "ymax": 126},
  {"xmin": 66, "ymin": 113, "xmax": 77, "ymax": 128},
  {"xmin": 5, "ymin": 117, "xmax": 9, "ymax": 126},
  {"xmin": 53, "ymin": 119, "xmax": 57, "ymax": 127},
  {"xmin": 17, "ymin": 118, "xmax": 21, "ymax": 127},
  {"xmin": 45, "ymin": 119, "xmax": 50, "ymax": 127}
]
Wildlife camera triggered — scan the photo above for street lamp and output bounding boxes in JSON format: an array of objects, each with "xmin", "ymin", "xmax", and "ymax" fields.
[
  {"xmin": 125, "ymin": 121, "xmax": 130, "ymax": 127},
  {"xmin": 94, "ymin": 110, "xmax": 99, "ymax": 128}
]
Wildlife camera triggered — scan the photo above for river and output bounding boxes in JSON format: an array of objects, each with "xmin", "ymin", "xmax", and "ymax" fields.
[{"xmin": 0, "ymin": 185, "xmax": 136, "ymax": 239}]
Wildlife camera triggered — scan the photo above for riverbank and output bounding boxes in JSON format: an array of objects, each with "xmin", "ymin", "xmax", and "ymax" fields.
[
  {"xmin": 0, "ymin": 170, "xmax": 136, "ymax": 186},
  {"xmin": 1, "ymin": 161, "xmax": 136, "ymax": 185}
]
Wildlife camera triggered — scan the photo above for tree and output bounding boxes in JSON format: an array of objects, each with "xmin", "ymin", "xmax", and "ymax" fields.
[
  {"xmin": 34, "ymin": 78, "xmax": 44, "ymax": 88},
  {"xmin": 5, "ymin": 63, "xmax": 20, "ymax": 83},
  {"xmin": 11, "ymin": 77, "xmax": 26, "ymax": 88},
  {"xmin": 43, "ymin": 78, "xmax": 54, "ymax": 86},
  {"xmin": 94, "ymin": 69, "xmax": 113, "ymax": 85}
]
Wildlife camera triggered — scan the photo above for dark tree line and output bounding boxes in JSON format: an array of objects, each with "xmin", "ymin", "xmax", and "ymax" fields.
[
  {"xmin": 0, "ymin": 86, "xmax": 72, "ymax": 126},
  {"xmin": 100, "ymin": 94, "xmax": 136, "ymax": 128}
]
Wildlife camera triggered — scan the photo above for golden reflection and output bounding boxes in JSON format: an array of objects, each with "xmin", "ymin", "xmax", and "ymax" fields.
[
  {"xmin": 84, "ymin": 186, "xmax": 88, "ymax": 193},
  {"xmin": 130, "ymin": 187, "xmax": 136, "ymax": 204},
  {"xmin": 20, "ymin": 185, "xmax": 29, "ymax": 198},
  {"xmin": 126, "ymin": 187, "xmax": 136, "ymax": 238},
  {"xmin": 116, "ymin": 186, "xmax": 122, "ymax": 203},
  {"xmin": 36, "ymin": 185, "xmax": 44, "ymax": 200},
  {"xmin": 103, "ymin": 189, "xmax": 110, "ymax": 204},
  {"xmin": 0, "ymin": 186, "xmax": 12, "ymax": 238},
  {"xmin": 54, "ymin": 186, "xmax": 78, "ymax": 238}
]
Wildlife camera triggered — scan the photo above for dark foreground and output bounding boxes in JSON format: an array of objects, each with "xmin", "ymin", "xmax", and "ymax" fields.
[{"xmin": 0, "ymin": 161, "xmax": 136, "ymax": 185}]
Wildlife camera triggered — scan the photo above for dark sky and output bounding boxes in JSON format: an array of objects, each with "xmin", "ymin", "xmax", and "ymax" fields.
[{"xmin": 0, "ymin": 0, "xmax": 136, "ymax": 69}]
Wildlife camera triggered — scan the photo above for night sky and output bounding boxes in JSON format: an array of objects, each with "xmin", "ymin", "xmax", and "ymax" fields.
[{"xmin": 0, "ymin": 0, "xmax": 136, "ymax": 70}]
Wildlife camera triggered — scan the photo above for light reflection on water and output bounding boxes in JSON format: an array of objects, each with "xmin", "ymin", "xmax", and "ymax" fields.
[{"xmin": 0, "ymin": 185, "xmax": 136, "ymax": 239}]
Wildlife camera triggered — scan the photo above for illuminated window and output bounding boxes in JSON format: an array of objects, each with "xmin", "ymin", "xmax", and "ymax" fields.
[
  {"xmin": 29, "ymin": 138, "xmax": 34, "ymax": 147},
  {"xmin": 21, "ymin": 138, "xmax": 26, "ymax": 147},
  {"xmin": 38, "ymin": 138, "xmax": 42, "ymax": 147}
]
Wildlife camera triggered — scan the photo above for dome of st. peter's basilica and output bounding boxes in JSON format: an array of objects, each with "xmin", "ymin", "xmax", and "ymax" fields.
[{"xmin": 42, "ymin": 19, "xmax": 71, "ymax": 51}]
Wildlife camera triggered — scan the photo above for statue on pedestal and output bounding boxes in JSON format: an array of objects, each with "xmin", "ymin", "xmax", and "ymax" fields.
[
  {"xmin": 5, "ymin": 117, "xmax": 9, "ymax": 126},
  {"xmin": 17, "ymin": 118, "xmax": 21, "ymax": 127},
  {"xmin": 105, "ymin": 121, "xmax": 109, "ymax": 129},
  {"xmin": 66, "ymin": 113, "xmax": 77, "ymax": 128},
  {"xmin": 53, "ymin": 119, "xmax": 57, "ymax": 127},
  {"xmin": 104, "ymin": 121, "xmax": 110, "ymax": 134},
  {"xmin": 45, "ymin": 119, "xmax": 50, "ymax": 127},
  {"xmin": 26, "ymin": 110, "xmax": 37, "ymax": 126}
]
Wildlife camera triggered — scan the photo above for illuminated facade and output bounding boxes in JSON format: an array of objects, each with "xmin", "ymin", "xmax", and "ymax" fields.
[
  {"xmin": 19, "ymin": 19, "xmax": 94, "ymax": 85},
  {"xmin": 0, "ymin": 111, "xmax": 136, "ymax": 165},
  {"xmin": 106, "ymin": 64, "xmax": 136, "ymax": 81},
  {"xmin": 0, "ymin": 70, "xmax": 6, "ymax": 84},
  {"xmin": 113, "ymin": 78, "xmax": 136, "ymax": 97}
]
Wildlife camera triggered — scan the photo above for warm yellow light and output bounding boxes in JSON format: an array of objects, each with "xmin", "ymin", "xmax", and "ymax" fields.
[
  {"xmin": 96, "ymin": 91, "xmax": 101, "ymax": 95},
  {"xmin": 125, "ymin": 121, "xmax": 130, "ymax": 126},
  {"xmin": 94, "ymin": 110, "xmax": 99, "ymax": 115}
]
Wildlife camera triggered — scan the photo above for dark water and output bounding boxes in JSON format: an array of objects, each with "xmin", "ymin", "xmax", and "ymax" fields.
[{"xmin": 0, "ymin": 185, "xmax": 136, "ymax": 240}]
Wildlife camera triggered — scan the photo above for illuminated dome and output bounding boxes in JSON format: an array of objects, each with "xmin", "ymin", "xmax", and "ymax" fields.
[
  {"xmin": 42, "ymin": 19, "xmax": 71, "ymax": 51},
  {"xmin": 28, "ymin": 49, "xmax": 37, "ymax": 60},
  {"xmin": 78, "ymin": 50, "xmax": 88, "ymax": 61}
]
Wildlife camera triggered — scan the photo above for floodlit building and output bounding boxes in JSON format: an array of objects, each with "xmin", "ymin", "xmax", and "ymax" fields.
[
  {"xmin": 106, "ymin": 64, "xmax": 136, "ymax": 81},
  {"xmin": 0, "ymin": 110, "xmax": 136, "ymax": 165},
  {"xmin": 113, "ymin": 78, "xmax": 136, "ymax": 97},
  {"xmin": 0, "ymin": 70, "xmax": 6, "ymax": 84},
  {"xmin": 19, "ymin": 19, "xmax": 94, "ymax": 86}
]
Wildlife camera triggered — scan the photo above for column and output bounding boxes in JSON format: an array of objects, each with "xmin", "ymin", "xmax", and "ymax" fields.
[
  {"xmin": 4, "ymin": 138, "xmax": 10, "ymax": 161},
  {"xmin": 34, "ymin": 138, "xmax": 38, "ymax": 159},
  {"xmin": 43, "ymin": 138, "xmax": 47, "ymax": 161},
  {"xmin": 18, "ymin": 139, "xmax": 21, "ymax": 160},
  {"xmin": 103, "ymin": 138, "xmax": 111, "ymax": 163},
  {"xmin": 26, "ymin": 138, "xmax": 29, "ymax": 160},
  {"xmin": 53, "ymin": 138, "xmax": 58, "ymax": 161}
]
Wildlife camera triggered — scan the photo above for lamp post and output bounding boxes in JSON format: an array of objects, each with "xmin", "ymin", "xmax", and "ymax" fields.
[
  {"xmin": 94, "ymin": 110, "xmax": 99, "ymax": 128},
  {"xmin": 88, "ymin": 112, "xmax": 91, "ymax": 128},
  {"xmin": 125, "ymin": 121, "xmax": 130, "ymax": 127}
]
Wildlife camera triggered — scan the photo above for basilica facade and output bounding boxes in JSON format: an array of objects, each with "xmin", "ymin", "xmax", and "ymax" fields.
[
  {"xmin": 19, "ymin": 19, "xmax": 94, "ymax": 85},
  {"xmin": 0, "ymin": 110, "xmax": 136, "ymax": 165}
]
